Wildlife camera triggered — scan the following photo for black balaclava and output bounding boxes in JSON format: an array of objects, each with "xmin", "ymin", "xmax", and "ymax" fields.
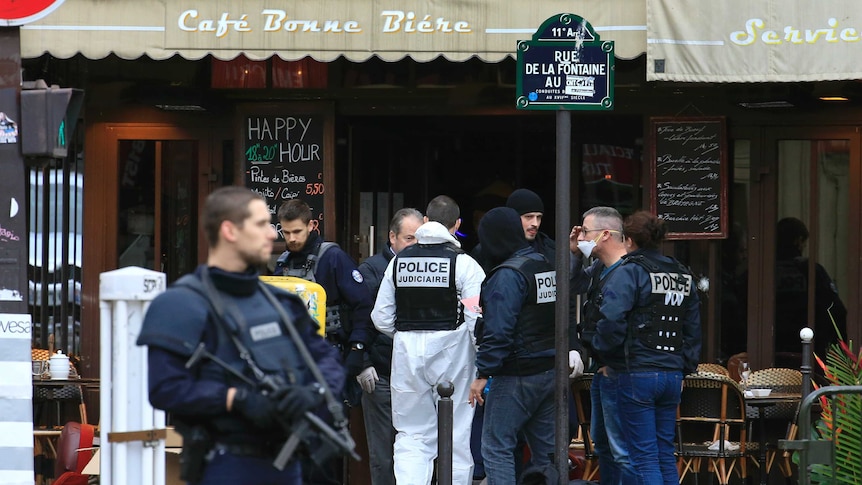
[{"xmin": 478, "ymin": 207, "xmax": 529, "ymax": 267}]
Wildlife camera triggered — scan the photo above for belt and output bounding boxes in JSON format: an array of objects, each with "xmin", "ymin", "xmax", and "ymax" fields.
[{"xmin": 212, "ymin": 441, "xmax": 277, "ymax": 458}]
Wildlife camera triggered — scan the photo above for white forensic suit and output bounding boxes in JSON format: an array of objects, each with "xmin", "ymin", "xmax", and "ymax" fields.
[{"xmin": 372, "ymin": 221, "xmax": 485, "ymax": 485}]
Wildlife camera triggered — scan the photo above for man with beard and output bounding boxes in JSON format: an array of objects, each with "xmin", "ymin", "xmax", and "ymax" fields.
[
  {"xmin": 275, "ymin": 198, "xmax": 374, "ymax": 483},
  {"xmin": 469, "ymin": 207, "xmax": 582, "ymax": 485}
]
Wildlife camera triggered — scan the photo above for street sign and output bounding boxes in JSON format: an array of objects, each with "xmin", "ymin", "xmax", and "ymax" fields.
[
  {"xmin": 516, "ymin": 13, "xmax": 614, "ymax": 111},
  {"xmin": 0, "ymin": 0, "xmax": 65, "ymax": 27}
]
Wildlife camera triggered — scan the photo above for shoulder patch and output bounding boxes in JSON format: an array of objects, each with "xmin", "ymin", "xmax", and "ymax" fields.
[{"xmin": 352, "ymin": 269, "xmax": 364, "ymax": 283}]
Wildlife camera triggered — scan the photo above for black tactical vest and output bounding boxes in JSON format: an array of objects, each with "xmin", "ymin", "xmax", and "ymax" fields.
[
  {"xmin": 393, "ymin": 243, "xmax": 463, "ymax": 331},
  {"xmin": 278, "ymin": 241, "xmax": 342, "ymax": 334},
  {"xmin": 174, "ymin": 274, "xmax": 307, "ymax": 436},
  {"xmin": 487, "ymin": 255, "xmax": 556, "ymax": 353},
  {"xmin": 623, "ymin": 253, "xmax": 694, "ymax": 354}
]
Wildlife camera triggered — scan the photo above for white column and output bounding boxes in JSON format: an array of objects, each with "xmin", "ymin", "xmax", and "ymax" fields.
[
  {"xmin": 0, "ymin": 313, "xmax": 34, "ymax": 485},
  {"xmin": 99, "ymin": 267, "xmax": 166, "ymax": 485}
]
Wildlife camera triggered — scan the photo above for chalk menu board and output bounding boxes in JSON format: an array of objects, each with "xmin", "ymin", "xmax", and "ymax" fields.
[
  {"xmin": 242, "ymin": 113, "xmax": 326, "ymax": 236},
  {"xmin": 649, "ymin": 117, "xmax": 728, "ymax": 240}
]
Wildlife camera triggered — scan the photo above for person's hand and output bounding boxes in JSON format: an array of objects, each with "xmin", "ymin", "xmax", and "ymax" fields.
[
  {"xmin": 568, "ymin": 350, "xmax": 585, "ymax": 378},
  {"xmin": 275, "ymin": 384, "xmax": 325, "ymax": 421},
  {"xmin": 570, "ymin": 226, "xmax": 583, "ymax": 254},
  {"xmin": 344, "ymin": 348, "xmax": 366, "ymax": 377},
  {"xmin": 356, "ymin": 366, "xmax": 379, "ymax": 393},
  {"xmin": 469, "ymin": 378, "xmax": 488, "ymax": 407},
  {"xmin": 232, "ymin": 387, "xmax": 279, "ymax": 429}
]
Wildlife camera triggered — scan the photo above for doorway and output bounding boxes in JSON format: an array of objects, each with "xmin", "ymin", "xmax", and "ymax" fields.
[
  {"xmin": 81, "ymin": 122, "xmax": 219, "ymax": 368},
  {"xmin": 743, "ymin": 127, "xmax": 861, "ymax": 370},
  {"xmin": 117, "ymin": 139, "xmax": 199, "ymax": 282}
]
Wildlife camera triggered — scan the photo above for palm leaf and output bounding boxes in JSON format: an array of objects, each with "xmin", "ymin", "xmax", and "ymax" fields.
[{"xmin": 809, "ymin": 335, "xmax": 862, "ymax": 484}]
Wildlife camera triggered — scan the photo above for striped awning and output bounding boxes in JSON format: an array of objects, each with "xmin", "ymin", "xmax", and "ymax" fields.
[{"xmin": 21, "ymin": 0, "xmax": 647, "ymax": 62}]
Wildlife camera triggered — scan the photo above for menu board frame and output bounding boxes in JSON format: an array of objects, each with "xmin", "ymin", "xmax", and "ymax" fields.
[
  {"xmin": 236, "ymin": 102, "xmax": 335, "ymax": 242},
  {"xmin": 648, "ymin": 116, "xmax": 728, "ymax": 240}
]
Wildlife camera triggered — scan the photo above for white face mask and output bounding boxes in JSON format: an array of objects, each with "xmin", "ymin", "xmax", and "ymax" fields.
[
  {"xmin": 577, "ymin": 231, "xmax": 605, "ymax": 258},
  {"xmin": 577, "ymin": 240, "xmax": 597, "ymax": 258}
]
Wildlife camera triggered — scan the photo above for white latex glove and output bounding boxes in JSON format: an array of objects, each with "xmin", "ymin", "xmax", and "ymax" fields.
[
  {"xmin": 356, "ymin": 366, "xmax": 379, "ymax": 394},
  {"xmin": 568, "ymin": 350, "xmax": 585, "ymax": 378}
]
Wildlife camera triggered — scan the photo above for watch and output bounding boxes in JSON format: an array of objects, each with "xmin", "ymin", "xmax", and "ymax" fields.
[{"xmin": 351, "ymin": 342, "xmax": 365, "ymax": 351}]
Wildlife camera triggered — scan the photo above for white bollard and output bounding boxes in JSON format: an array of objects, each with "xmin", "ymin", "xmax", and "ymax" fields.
[{"xmin": 100, "ymin": 267, "xmax": 166, "ymax": 485}]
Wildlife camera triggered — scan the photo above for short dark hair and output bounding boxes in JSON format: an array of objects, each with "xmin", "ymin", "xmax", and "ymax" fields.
[
  {"xmin": 277, "ymin": 199, "xmax": 312, "ymax": 224},
  {"xmin": 426, "ymin": 195, "xmax": 460, "ymax": 229},
  {"xmin": 201, "ymin": 186, "xmax": 265, "ymax": 248},
  {"xmin": 624, "ymin": 210, "xmax": 667, "ymax": 250},
  {"xmin": 390, "ymin": 208, "xmax": 423, "ymax": 235}
]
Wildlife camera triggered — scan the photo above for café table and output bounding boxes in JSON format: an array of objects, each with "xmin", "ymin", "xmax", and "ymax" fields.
[
  {"xmin": 745, "ymin": 391, "xmax": 801, "ymax": 485},
  {"xmin": 32, "ymin": 376, "xmax": 100, "ymax": 426}
]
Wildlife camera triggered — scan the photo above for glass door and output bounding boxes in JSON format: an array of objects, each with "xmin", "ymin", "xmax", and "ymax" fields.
[
  {"xmin": 117, "ymin": 139, "xmax": 199, "ymax": 282},
  {"xmin": 748, "ymin": 128, "xmax": 861, "ymax": 370}
]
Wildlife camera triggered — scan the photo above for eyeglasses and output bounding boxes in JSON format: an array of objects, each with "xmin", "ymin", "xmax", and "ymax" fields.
[{"xmin": 582, "ymin": 227, "xmax": 621, "ymax": 234}]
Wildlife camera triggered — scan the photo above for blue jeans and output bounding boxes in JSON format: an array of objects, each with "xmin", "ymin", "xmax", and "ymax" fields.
[
  {"xmin": 591, "ymin": 369, "xmax": 635, "ymax": 485},
  {"xmin": 617, "ymin": 370, "xmax": 683, "ymax": 485},
  {"xmin": 199, "ymin": 448, "xmax": 302, "ymax": 485},
  {"xmin": 482, "ymin": 369, "xmax": 555, "ymax": 485}
]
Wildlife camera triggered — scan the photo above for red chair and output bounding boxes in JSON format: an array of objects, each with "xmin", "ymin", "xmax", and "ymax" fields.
[{"xmin": 53, "ymin": 421, "xmax": 96, "ymax": 485}]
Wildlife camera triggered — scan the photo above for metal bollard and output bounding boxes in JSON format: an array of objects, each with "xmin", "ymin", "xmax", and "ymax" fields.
[
  {"xmin": 800, "ymin": 327, "xmax": 814, "ymax": 399},
  {"xmin": 436, "ymin": 381, "xmax": 455, "ymax": 485}
]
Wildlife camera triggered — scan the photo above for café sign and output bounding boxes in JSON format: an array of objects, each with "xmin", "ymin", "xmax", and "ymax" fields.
[{"xmin": 516, "ymin": 13, "xmax": 615, "ymax": 111}]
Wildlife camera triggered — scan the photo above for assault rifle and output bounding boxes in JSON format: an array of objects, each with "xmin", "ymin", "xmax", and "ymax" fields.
[{"xmin": 185, "ymin": 342, "xmax": 360, "ymax": 470}]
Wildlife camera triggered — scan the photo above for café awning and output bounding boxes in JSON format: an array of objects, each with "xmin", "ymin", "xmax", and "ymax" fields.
[
  {"xmin": 648, "ymin": 0, "xmax": 862, "ymax": 82},
  {"xmin": 21, "ymin": 0, "xmax": 647, "ymax": 62}
]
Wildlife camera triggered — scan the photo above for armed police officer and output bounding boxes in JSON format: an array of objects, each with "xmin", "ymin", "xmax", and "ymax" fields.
[
  {"xmin": 137, "ymin": 187, "xmax": 345, "ymax": 485},
  {"xmin": 372, "ymin": 195, "xmax": 486, "ymax": 485}
]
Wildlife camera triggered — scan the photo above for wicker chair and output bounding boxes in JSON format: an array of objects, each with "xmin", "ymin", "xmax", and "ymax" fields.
[
  {"xmin": 677, "ymin": 374, "xmax": 748, "ymax": 485},
  {"xmin": 570, "ymin": 374, "xmax": 599, "ymax": 482},
  {"xmin": 697, "ymin": 363, "xmax": 730, "ymax": 377},
  {"xmin": 744, "ymin": 368, "xmax": 802, "ymax": 477}
]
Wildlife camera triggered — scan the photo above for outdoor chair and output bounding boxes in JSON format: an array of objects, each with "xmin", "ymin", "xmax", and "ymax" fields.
[
  {"xmin": 570, "ymin": 373, "xmax": 599, "ymax": 482},
  {"xmin": 676, "ymin": 374, "xmax": 748, "ymax": 485},
  {"xmin": 744, "ymin": 368, "xmax": 802, "ymax": 477},
  {"xmin": 696, "ymin": 363, "xmax": 730, "ymax": 378}
]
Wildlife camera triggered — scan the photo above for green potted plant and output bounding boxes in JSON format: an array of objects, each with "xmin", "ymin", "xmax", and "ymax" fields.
[{"xmin": 807, "ymin": 324, "xmax": 862, "ymax": 484}]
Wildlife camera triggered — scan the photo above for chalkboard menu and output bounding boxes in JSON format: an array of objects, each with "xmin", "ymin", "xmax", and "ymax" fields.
[
  {"xmin": 649, "ymin": 117, "xmax": 728, "ymax": 239},
  {"xmin": 242, "ymin": 113, "xmax": 326, "ymax": 236}
]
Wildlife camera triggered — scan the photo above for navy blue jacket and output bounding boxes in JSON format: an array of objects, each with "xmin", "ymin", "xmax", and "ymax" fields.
[
  {"xmin": 357, "ymin": 245, "xmax": 395, "ymax": 377},
  {"xmin": 137, "ymin": 265, "xmax": 344, "ymax": 440},
  {"xmin": 588, "ymin": 249, "xmax": 702, "ymax": 375},
  {"xmin": 275, "ymin": 233, "xmax": 374, "ymax": 345},
  {"xmin": 477, "ymin": 247, "xmax": 556, "ymax": 377}
]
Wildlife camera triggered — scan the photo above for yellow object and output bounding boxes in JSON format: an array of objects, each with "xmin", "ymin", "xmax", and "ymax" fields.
[{"xmin": 260, "ymin": 276, "xmax": 327, "ymax": 336}]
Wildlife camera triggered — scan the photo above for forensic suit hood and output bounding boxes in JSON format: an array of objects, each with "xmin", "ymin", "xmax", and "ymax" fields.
[
  {"xmin": 415, "ymin": 221, "xmax": 461, "ymax": 246},
  {"xmin": 478, "ymin": 207, "xmax": 530, "ymax": 267}
]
